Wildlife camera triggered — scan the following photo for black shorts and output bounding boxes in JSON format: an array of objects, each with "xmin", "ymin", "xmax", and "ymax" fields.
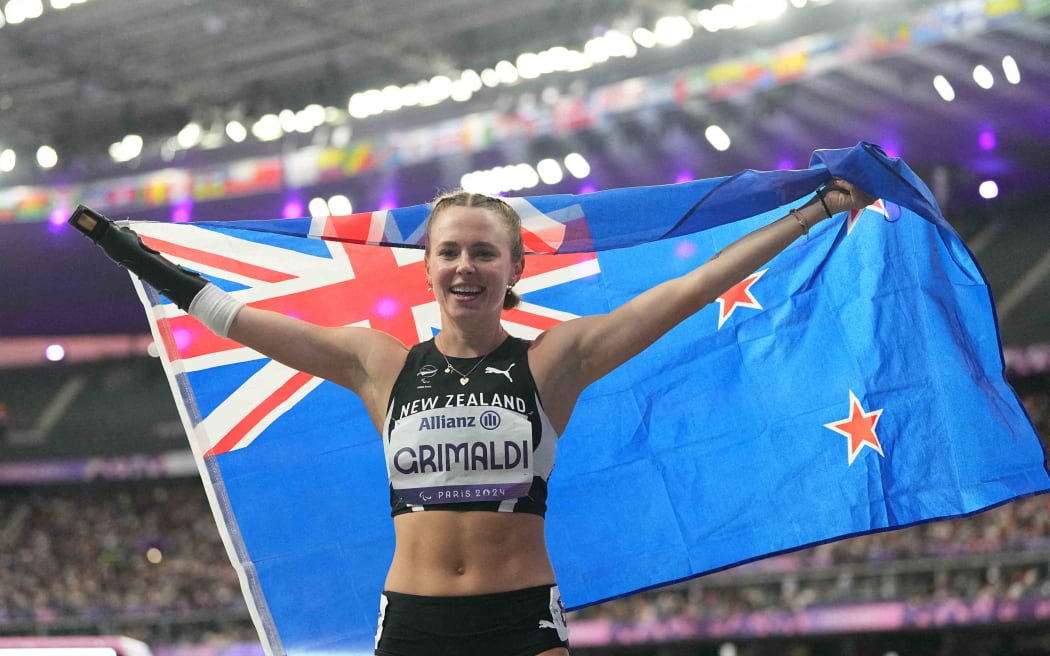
[{"xmin": 374, "ymin": 584, "xmax": 570, "ymax": 656}]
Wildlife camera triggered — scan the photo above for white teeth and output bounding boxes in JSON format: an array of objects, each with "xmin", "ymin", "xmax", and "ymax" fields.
[{"xmin": 451, "ymin": 286, "xmax": 482, "ymax": 294}]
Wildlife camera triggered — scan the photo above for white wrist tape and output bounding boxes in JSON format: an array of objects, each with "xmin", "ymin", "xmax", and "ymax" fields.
[{"xmin": 187, "ymin": 283, "xmax": 245, "ymax": 338}]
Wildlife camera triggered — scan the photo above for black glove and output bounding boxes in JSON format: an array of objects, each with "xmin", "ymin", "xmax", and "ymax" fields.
[{"xmin": 68, "ymin": 205, "xmax": 208, "ymax": 311}]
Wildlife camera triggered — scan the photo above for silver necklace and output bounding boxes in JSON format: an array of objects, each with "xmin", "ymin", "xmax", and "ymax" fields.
[{"xmin": 440, "ymin": 350, "xmax": 492, "ymax": 386}]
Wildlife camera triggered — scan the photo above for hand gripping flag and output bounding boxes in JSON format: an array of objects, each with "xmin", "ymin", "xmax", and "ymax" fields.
[{"xmin": 120, "ymin": 142, "xmax": 1048, "ymax": 655}]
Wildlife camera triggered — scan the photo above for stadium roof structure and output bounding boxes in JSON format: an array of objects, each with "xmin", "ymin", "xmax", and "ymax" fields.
[{"xmin": 0, "ymin": 0, "xmax": 1048, "ymax": 353}]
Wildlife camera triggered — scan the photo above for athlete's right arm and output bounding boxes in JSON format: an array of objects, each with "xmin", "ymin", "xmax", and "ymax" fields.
[
  {"xmin": 68, "ymin": 205, "xmax": 407, "ymax": 418},
  {"xmin": 228, "ymin": 308, "xmax": 406, "ymax": 420}
]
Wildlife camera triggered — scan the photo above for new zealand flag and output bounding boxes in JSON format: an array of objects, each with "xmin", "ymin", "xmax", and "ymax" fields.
[{"xmin": 121, "ymin": 143, "xmax": 1049, "ymax": 655}]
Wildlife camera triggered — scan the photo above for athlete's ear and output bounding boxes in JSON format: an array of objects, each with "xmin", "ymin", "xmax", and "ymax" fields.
[{"xmin": 512, "ymin": 257, "xmax": 524, "ymax": 283}]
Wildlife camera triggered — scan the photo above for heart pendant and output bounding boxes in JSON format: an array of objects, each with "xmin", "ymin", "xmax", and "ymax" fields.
[{"xmin": 460, "ymin": 377, "xmax": 469, "ymax": 385}]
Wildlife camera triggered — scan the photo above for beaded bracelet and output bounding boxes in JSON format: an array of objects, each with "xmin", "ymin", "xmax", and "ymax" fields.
[{"xmin": 789, "ymin": 209, "xmax": 809, "ymax": 238}]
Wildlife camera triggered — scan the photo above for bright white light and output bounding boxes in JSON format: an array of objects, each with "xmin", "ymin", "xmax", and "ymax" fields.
[
  {"xmin": 308, "ymin": 197, "xmax": 329, "ymax": 218},
  {"xmin": 109, "ymin": 134, "xmax": 143, "ymax": 162},
  {"xmin": 399, "ymin": 83, "xmax": 421, "ymax": 107},
  {"xmin": 537, "ymin": 48, "xmax": 562, "ymax": 74},
  {"xmin": 0, "ymin": 148, "xmax": 16, "ymax": 172},
  {"xmin": 564, "ymin": 152, "xmax": 590, "ymax": 178},
  {"xmin": 428, "ymin": 75, "xmax": 453, "ymax": 102},
  {"xmin": 978, "ymin": 180, "xmax": 999, "ymax": 199},
  {"xmin": 363, "ymin": 88, "xmax": 385, "ymax": 113},
  {"xmin": 278, "ymin": 108, "xmax": 297, "ymax": 132},
  {"xmin": 450, "ymin": 79, "xmax": 473, "ymax": 102},
  {"xmin": 653, "ymin": 15, "xmax": 694, "ymax": 46},
  {"xmin": 705, "ymin": 125, "xmax": 731, "ymax": 151},
  {"xmin": 4, "ymin": 0, "xmax": 38, "ymax": 24},
  {"xmin": 123, "ymin": 133, "xmax": 143, "ymax": 157},
  {"xmin": 710, "ymin": 4, "xmax": 739, "ymax": 30},
  {"xmin": 36, "ymin": 144, "xmax": 58, "ymax": 168},
  {"xmin": 380, "ymin": 85, "xmax": 403, "ymax": 112},
  {"xmin": 460, "ymin": 171, "xmax": 482, "ymax": 193},
  {"xmin": 327, "ymin": 194, "xmax": 352, "ymax": 215},
  {"xmin": 495, "ymin": 60, "xmax": 519, "ymax": 85},
  {"xmin": 1002, "ymin": 55, "xmax": 1020, "ymax": 84},
  {"xmin": 224, "ymin": 120, "xmax": 247, "ymax": 142},
  {"xmin": 972, "ymin": 64, "xmax": 994, "ymax": 89},
  {"xmin": 176, "ymin": 122, "xmax": 202, "ymax": 148},
  {"xmin": 45, "ymin": 343, "xmax": 65, "ymax": 362},
  {"xmin": 516, "ymin": 52, "xmax": 542, "ymax": 79},
  {"xmin": 932, "ymin": 74, "xmax": 955, "ymax": 101},
  {"xmin": 604, "ymin": 30, "xmax": 638, "ymax": 58},
  {"xmin": 789, "ymin": 0, "xmax": 807, "ymax": 7},
  {"xmin": 632, "ymin": 27, "xmax": 657, "ymax": 48},
  {"xmin": 348, "ymin": 92, "xmax": 370, "ymax": 119},
  {"xmin": 146, "ymin": 341, "xmax": 160, "ymax": 357},
  {"xmin": 480, "ymin": 68, "xmax": 501, "ymax": 87},
  {"xmin": 696, "ymin": 9, "xmax": 720, "ymax": 31},
  {"xmin": 536, "ymin": 158, "xmax": 564, "ymax": 185},
  {"xmin": 732, "ymin": 0, "xmax": 759, "ymax": 29},
  {"xmin": 583, "ymin": 37, "xmax": 610, "ymax": 64},
  {"xmin": 516, "ymin": 163, "xmax": 539, "ymax": 189},
  {"xmin": 252, "ymin": 114, "xmax": 283, "ymax": 141},
  {"xmin": 460, "ymin": 69, "xmax": 483, "ymax": 92},
  {"xmin": 303, "ymin": 103, "xmax": 326, "ymax": 127},
  {"xmin": 293, "ymin": 109, "xmax": 316, "ymax": 133},
  {"xmin": 562, "ymin": 49, "xmax": 592, "ymax": 72}
]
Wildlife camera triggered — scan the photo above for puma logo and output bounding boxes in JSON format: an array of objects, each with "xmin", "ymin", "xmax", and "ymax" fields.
[{"xmin": 484, "ymin": 363, "xmax": 515, "ymax": 382}]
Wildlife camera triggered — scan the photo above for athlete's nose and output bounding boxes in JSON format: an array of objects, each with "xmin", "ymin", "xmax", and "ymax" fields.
[{"xmin": 455, "ymin": 253, "xmax": 475, "ymax": 274}]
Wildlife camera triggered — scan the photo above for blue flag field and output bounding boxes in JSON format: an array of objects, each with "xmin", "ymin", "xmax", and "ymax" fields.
[{"xmin": 120, "ymin": 142, "xmax": 1049, "ymax": 655}]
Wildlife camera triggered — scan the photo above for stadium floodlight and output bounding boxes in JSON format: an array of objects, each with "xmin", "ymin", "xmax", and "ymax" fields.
[
  {"xmin": 327, "ymin": 194, "xmax": 352, "ymax": 216},
  {"xmin": 972, "ymin": 64, "xmax": 994, "ymax": 89},
  {"xmin": 979, "ymin": 180, "xmax": 999, "ymax": 200},
  {"xmin": 1002, "ymin": 55, "xmax": 1020, "ymax": 84},
  {"xmin": 537, "ymin": 158, "xmax": 564, "ymax": 185},
  {"xmin": 705, "ymin": 125, "xmax": 731, "ymax": 151},
  {"xmin": 933, "ymin": 75, "xmax": 955, "ymax": 101},
  {"xmin": 36, "ymin": 144, "xmax": 58, "ymax": 168}
]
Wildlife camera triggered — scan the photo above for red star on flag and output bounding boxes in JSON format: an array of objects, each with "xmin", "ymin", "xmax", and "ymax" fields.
[
  {"xmin": 824, "ymin": 390, "xmax": 885, "ymax": 466},
  {"xmin": 847, "ymin": 198, "xmax": 888, "ymax": 235},
  {"xmin": 716, "ymin": 269, "xmax": 766, "ymax": 329}
]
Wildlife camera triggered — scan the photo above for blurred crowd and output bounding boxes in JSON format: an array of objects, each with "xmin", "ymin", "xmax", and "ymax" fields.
[{"xmin": 1, "ymin": 387, "xmax": 1048, "ymax": 647}]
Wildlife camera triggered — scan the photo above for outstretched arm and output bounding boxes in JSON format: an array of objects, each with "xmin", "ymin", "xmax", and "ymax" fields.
[
  {"xmin": 532, "ymin": 180, "xmax": 875, "ymax": 415},
  {"xmin": 68, "ymin": 207, "xmax": 406, "ymax": 423}
]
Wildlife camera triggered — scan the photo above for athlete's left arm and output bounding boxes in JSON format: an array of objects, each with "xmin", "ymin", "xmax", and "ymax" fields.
[{"xmin": 537, "ymin": 180, "xmax": 874, "ymax": 393}]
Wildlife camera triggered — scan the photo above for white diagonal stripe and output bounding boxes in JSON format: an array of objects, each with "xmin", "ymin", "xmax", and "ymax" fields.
[
  {"xmin": 517, "ymin": 258, "xmax": 600, "ymax": 294},
  {"xmin": 196, "ymin": 359, "xmax": 322, "ymax": 453}
]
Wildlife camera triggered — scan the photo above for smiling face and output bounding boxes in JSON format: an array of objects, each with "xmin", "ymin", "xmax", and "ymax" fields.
[{"xmin": 425, "ymin": 203, "xmax": 524, "ymax": 324}]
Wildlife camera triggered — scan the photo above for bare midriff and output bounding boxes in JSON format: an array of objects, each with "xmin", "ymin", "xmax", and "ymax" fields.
[{"xmin": 384, "ymin": 510, "xmax": 555, "ymax": 596}]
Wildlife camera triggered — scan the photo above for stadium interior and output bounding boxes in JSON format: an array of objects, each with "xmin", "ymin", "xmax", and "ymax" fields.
[{"xmin": 1, "ymin": 1, "xmax": 1049, "ymax": 655}]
